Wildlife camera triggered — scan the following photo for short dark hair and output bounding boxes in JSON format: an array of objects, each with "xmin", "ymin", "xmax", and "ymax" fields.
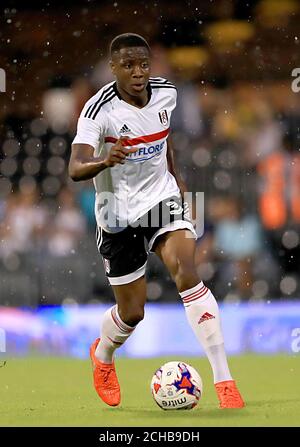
[{"xmin": 110, "ymin": 33, "xmax": 150, "ymax": 57}]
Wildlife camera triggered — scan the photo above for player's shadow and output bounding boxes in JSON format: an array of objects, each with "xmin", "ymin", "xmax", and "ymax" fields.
[
  {"xmin": 246, "ymin": 398, "xmax": 299, "ymax": 406},
  {"xmin": 104, "ymin": 407, "xmax": 250, "ymax": 419}
]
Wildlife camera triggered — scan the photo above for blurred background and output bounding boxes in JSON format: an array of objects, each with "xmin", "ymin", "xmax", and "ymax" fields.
[{"xmin": 0, "ymin": 0, "xmax": 300, "ymax": 357}]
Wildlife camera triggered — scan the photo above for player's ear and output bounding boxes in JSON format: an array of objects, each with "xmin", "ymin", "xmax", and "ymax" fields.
[{"xmin": 110, "ymin": 60, "xmax": 116, "ymax": 76}]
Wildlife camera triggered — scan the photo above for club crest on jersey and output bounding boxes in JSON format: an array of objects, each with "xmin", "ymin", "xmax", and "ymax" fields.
[{"xmin": 158, "ymin": 109, "xmax": 168, "ymax": 127}]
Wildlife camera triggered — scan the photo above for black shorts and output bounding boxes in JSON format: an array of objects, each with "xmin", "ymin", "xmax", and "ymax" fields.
[{"xmin": 96, "ymin": 196, "xmax": 196, "ymax": 285}]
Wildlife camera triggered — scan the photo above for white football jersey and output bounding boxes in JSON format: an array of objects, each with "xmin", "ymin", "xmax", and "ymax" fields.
[{"xmin": 73, "ymin": 77, "xmax": 180, "ymax": 232}]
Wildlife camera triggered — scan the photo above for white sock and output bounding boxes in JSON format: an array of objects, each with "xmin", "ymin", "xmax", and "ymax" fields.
[
  {"xmin": 95, "ymin": 305, "xmax": 136, "ymax": 364},
  {"xmin": 180, "ymin": 281, "xmax": 233, "ymax": 384}
]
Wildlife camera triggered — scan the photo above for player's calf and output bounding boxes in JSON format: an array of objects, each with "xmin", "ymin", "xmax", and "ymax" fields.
[
  {"xmin": 95, "ymin": 305, "xmax": 136, "ymax": 364},
  {"xmin": 179, "ymin": 281, "xmax": 245, "ymax": 408},
  {"xmin": 117, "ymin": 305, "xmax": 144, "ymax": 327}
]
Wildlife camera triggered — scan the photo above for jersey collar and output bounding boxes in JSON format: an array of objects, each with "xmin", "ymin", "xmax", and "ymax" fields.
[{"xmin": 112, "ymin": 82, "xmax": 152, "ymax": 109}]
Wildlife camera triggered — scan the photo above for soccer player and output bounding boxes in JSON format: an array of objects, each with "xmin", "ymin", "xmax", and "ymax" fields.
[{"xmin": 69, "ymin": 33, "xmax": 244, "ymax": 409}]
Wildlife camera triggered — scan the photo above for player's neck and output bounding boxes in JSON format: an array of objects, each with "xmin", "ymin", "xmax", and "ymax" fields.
[{"xmin": 116, "ymin": 83, "xmax": 149, "ymax": 108}]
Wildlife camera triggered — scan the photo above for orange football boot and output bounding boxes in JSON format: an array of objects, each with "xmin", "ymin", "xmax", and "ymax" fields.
[
  {"xmin": 90, "ymin": 338, "xmax": 121, "ymax": 406},
  {"xmin": 215, "ymin": 380, "xmax": 245, "ymax": 409}
]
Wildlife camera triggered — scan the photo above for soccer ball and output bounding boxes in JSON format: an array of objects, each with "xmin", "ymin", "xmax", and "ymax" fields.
[{"xmin": 151, "ymin": 361, "xmax": 202, "ymax": 410}]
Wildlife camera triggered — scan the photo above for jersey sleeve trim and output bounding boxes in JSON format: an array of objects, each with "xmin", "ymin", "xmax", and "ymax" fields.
[
  {"xmin": 149, "ymin": 77, "xmax": 177, "ymax": 90},
  {"xmin": 84, "ymin": 88, "xmax": 116, "ymax": 121},
  {"xmin": 72, "ymin": 116, "xmax": 103, "ymax": 149}
]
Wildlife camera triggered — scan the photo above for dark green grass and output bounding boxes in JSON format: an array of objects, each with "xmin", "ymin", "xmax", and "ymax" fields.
[{"xmin": 0, "ymin": 355, "xmax": 299, "ymax": 427}]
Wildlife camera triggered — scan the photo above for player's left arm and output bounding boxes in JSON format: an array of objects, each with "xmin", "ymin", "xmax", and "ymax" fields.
[{"xmin": 166, "ymin": 135, "xmax": 188, "ymax": 197}]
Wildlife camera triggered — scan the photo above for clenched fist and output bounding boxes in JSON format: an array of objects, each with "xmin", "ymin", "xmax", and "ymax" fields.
[{"xmin": 103, "ymin": 137, "xmax": 139, "ymax": 167}]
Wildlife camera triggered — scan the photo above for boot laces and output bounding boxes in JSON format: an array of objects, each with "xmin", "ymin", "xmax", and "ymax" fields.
[
  {"xmin": 102, "ymin": 367, "xmax": 114, "ymax": 382},
  {"xmin": 221, "ymin": 385, "xmax": 240, "ymax": 403}
]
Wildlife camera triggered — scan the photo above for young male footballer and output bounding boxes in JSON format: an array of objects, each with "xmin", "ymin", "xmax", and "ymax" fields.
[{"xmin": 69, "ymin": 33, "xmax": 244, "ymax": 409}]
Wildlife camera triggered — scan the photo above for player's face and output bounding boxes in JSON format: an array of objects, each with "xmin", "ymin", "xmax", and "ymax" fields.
[{"xmin": 110, "ymin": 46, "xmax": 151, "ymax": 96}]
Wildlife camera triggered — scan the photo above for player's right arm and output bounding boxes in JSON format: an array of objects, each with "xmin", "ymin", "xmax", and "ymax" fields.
[
  {"xmin": 69, "ymin": 138, "xmax": 137, "ymax": 182},
  {"xmin": 69, "ymin": 92, "xmax": 138, "ymax": 182},
  {"xmin": 69, "ymin": 143, "xmax": 107, "ymax": 181}
]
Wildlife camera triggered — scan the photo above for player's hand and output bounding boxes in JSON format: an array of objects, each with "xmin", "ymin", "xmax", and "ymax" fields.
[{"xmin": 103, "ymin": 137, "xmax": 138, "ymax": 167}]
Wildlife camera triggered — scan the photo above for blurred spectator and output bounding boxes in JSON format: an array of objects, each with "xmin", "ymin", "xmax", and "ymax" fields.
[
  {"xmin": 172, "ymin": 81, "xmax": 203, "ymax": 138},
  {"xmin": 239, "ymin": 97, "xmax": 283, "ymax": 166},
  {"xmin": 257, "ymin": 134, "xmax": 300, "ymax": 275},
  {"xmin": 42, "ymin": 77, "xmax": 75, "ymax": 134},
  {"xmin": 0, "ymin": 185, "xmax": 48, "ymax": 257},
  {"xmin": 77, "ymin": 183, "xmax": 96, "ymax": 229},
  {"xmin": 199, "ymin": 196, "xmax": 263, "ymax": 300},
  {"xmin": 47, "ymin": 187, "xmax": 87, "ymax": 257},
  {"xmin": 150, "ymin": 44, "xmax": 173, "ymax": 79},
  {"xmin": 70, "ymin": 77, "xmax": 94, "ymax": 131}
]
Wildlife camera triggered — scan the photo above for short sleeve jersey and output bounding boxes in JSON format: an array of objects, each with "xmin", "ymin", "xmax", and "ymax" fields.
[{"xmin": 73, "ymin": 77, "xmax": 180, "ymax": 232}]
